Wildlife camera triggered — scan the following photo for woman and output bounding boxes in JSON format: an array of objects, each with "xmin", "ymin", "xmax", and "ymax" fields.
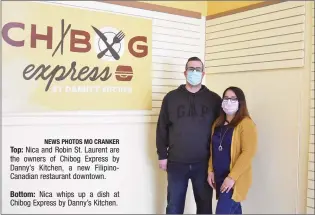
[{"xmin": 207, "ymin": 86, "xmax": 258, "ymax": 214}]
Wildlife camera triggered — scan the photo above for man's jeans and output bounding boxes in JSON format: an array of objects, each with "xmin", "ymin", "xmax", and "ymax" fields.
[{"xmin": 166, "ymin": 160, "xmax": 213, "ymax": 214}]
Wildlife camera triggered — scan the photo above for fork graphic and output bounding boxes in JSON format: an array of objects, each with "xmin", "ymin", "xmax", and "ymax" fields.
[{"xmin": 97, "ymin": 30, "xmax": 125, "ymax": 59}]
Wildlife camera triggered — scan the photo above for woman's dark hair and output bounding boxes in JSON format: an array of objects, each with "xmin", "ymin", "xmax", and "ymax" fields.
[{"xmin": 216, "ymin": 86, "xmax": 251, "ymax": 127}]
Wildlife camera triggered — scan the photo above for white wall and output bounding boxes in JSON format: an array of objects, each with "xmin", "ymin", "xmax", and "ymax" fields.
[
  {"xmin": 205, "ymin": 1, "xmax": 312, "ymax": 213},
  {"xmin": 2, "ymin": 1, "xmax": 205, "ymax": 214}
]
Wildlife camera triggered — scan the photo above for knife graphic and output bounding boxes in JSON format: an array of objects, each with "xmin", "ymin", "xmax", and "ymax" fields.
[{"xmin": 91, "ymin": 26, "xmax": 120, "ymax": 60}]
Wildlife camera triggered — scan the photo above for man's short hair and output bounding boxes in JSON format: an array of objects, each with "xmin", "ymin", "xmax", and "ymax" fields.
[{"xmin": 185, "ymin": 57, "xmax": 204, "ymax": 71}]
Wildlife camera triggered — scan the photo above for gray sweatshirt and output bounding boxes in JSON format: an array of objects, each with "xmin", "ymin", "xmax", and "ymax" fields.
[{"xmin": 156, "ymin": 84, "xmax": 221, "ymax": 163}]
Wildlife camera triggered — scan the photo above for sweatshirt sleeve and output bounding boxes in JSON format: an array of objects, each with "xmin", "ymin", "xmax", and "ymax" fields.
[
  {"xmin": 228, "ymin": 118, "xmax": 258, "ymax": 181},
  {"xmin": 214, "ymin": 94, "xmax": 222, "ymax": 120},
  {"xmin": 208, "ymin": 95, "xmax": 221, "ymax": 173},
  {"xmin": 156, "ymin": 94, "xmax": 170, "ymax": 160},
  {"xmin": 208, "ymin": 121, "xmax": 217, "ymax": 173}
]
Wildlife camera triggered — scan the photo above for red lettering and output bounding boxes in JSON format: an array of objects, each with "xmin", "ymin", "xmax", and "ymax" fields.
[
  {"xmin": 70, "ymin": 30, "xmax": 91, "ymax": 53},
  {"xmin": 3, "ymin": 21, "xmax": 93, "ymax": 54},
  {"xmin": 1, "ymin": 22, "xmax": 25, "ymax": 47},
  {"xmin": 30, "ymin": 24, "xmax": 53, "ymax": 49},
  {"xmin": 128, "ymin": 36, "xmax": 148, "ymax": 58}
]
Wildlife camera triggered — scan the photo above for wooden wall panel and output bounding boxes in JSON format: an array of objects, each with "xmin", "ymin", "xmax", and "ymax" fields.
[
  {"xmin": 205, "ymin": 1, "xmax": 306, "ymax": 74},
  {"xmin": 307, "ymin": 1, "xmax": 315, "ymax": 214}
]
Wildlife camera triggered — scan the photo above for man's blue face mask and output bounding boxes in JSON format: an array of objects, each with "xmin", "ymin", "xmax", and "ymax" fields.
[{"xmin": 186, "ymin": 68, "xmax": 203, "ymax": 86}]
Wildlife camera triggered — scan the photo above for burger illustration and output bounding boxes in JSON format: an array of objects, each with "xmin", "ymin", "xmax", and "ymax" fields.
[{"xmin": 115, "ymin": 65, "xmax": 133, "ymax": 81}]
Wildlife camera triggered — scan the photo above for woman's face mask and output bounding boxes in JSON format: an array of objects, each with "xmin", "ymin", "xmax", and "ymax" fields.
[{"xmin": 222, "ymin": 98, "xmax": 239, "ymax": 115}]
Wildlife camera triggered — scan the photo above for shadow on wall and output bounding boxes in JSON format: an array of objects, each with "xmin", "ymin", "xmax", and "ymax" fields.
[{"xmin": 146, "ymin": 123, "xmax": 167, "ymax": 213}]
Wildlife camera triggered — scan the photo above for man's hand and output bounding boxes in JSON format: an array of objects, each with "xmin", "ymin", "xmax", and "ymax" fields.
[
  {"xmin": 207, "ymin": 172, "xmax": 215, "ymax": 189},
  {"xmin": 159, "ymin": 159, "xmax": 167, "ymax": 171}
]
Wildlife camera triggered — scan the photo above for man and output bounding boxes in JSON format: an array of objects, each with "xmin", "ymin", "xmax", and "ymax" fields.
[{"xmin": 156, "ymin": 57, "xmax": 221, "ymax": 214}]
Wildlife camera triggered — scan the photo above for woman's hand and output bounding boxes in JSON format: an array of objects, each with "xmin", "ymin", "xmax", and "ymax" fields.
[
  {"xmin": 207, "ymin": 172, "xmax": 215, "ymax": 189},
  {"xmin": 220, "ymin": 177, "xmax": 235, "ymax": 193}
]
